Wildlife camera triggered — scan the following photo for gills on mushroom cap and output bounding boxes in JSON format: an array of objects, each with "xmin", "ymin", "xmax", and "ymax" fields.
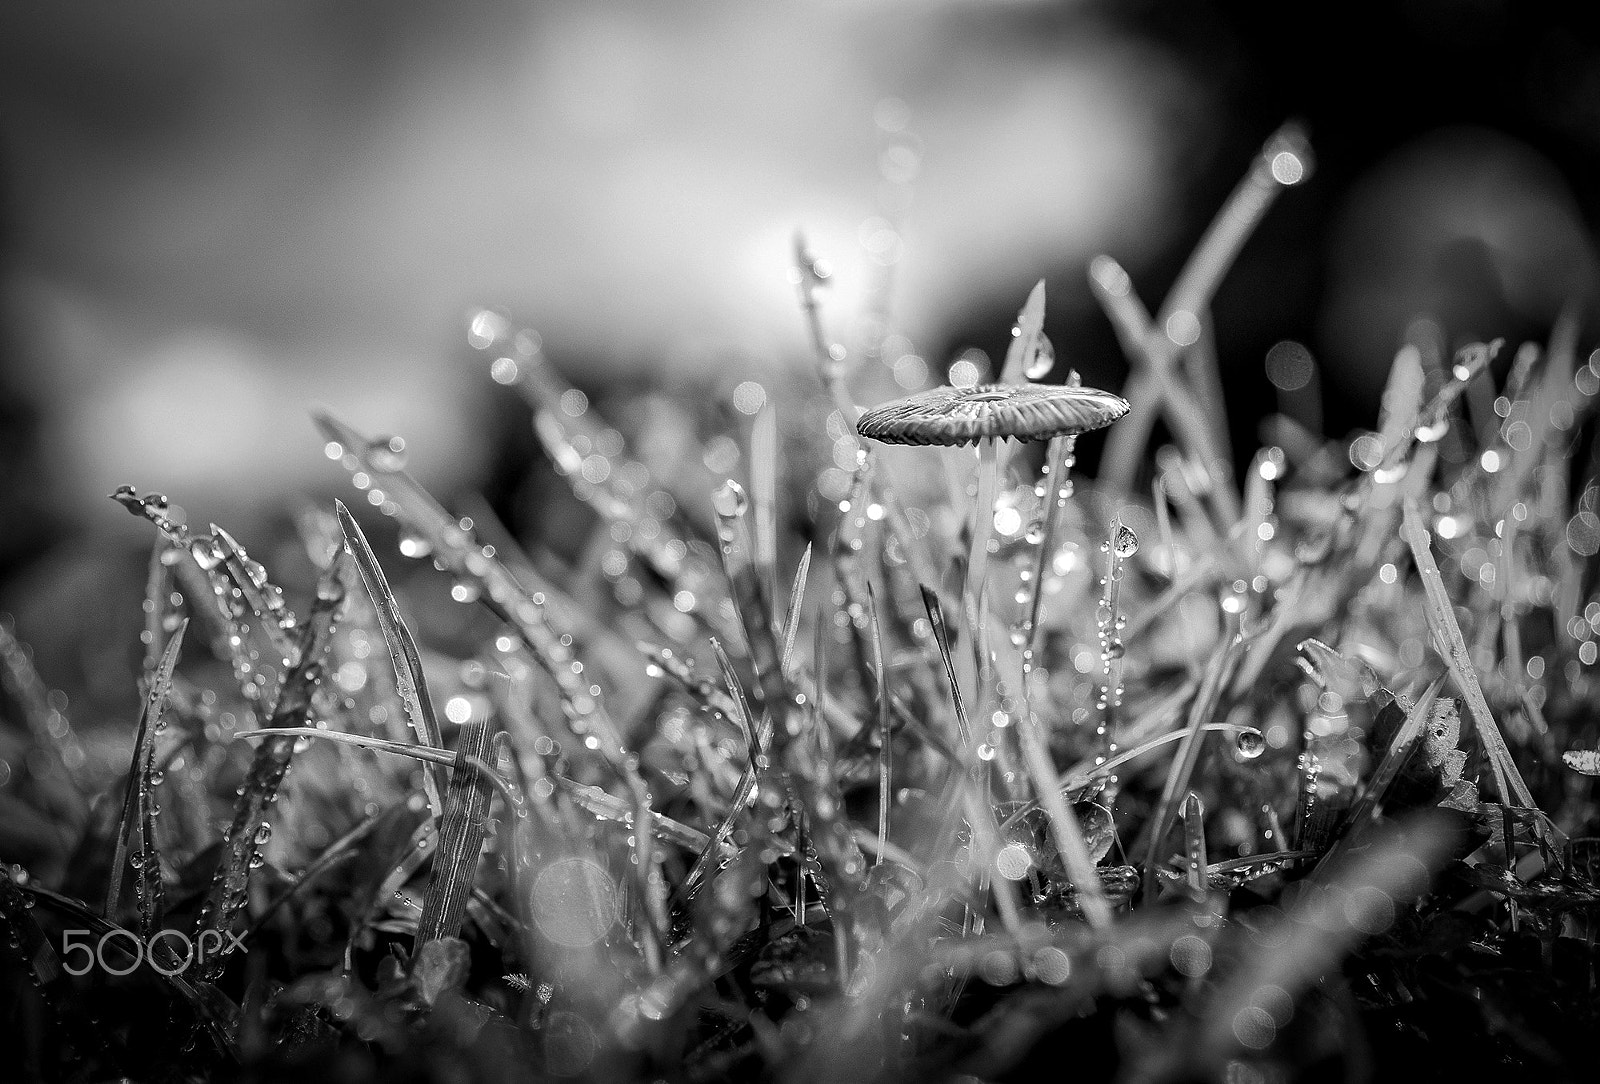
[{"xmin": 855, "ymin": 383, "xmax": 1130, "ymax": 447}]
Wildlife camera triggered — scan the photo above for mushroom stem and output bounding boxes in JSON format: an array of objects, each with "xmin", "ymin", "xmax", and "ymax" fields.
[{"xmin": 964, "ymin": 438, "xmax": 1001, "ymax": 705}]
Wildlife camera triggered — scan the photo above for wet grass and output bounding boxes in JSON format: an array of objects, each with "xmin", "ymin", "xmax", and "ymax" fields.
[{"xmin": 3, "ymin": 127, "xmax": 1600, "ymax": 1083}]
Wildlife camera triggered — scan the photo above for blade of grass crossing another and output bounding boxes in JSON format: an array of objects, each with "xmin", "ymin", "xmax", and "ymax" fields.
[
  {"xmin": 1399, "ymin": 500, "xmax": 1539, "ymax": 813},
  {"xmin": 416, "ymin": 718, "xmax": 497, "ymax": 949}
]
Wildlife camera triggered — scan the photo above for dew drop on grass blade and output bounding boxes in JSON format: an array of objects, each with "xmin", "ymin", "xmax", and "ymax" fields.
[
  {"xmin": 106, "ymin": 619, "xmax": 185, "ymax": 926},
  {"xmin": 194, "ymin": 555, "xmax": 346, "ymax": 981}
]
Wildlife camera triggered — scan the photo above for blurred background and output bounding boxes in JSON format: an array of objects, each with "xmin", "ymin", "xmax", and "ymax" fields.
[{"xmin": 2, "ymin": 0, "xmax": 1599, "ymax": 721}]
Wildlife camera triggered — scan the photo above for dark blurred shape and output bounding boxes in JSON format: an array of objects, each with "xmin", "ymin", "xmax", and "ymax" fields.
[{"xmin": 1321, "ymin": 127, "xmax": 1596, "ymax": 399}]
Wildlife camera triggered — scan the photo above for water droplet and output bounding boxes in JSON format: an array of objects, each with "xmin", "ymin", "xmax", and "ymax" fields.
[
  {"xmin": 254, "ymin": 822, "xmax": 273, "ymax": 845},
  {"xmin": 711, "ymin": 479, "xmax": 748, "ymax": 519},
  {"xmin": 1024, "ymin": 334, "xmax": 1056, "ymax": 380},
  {"xmin": 1414, "ymin": 417, "xmax": 1449, "ymax": 443},
  {"xmin": 248, "ymin": 852, "xmax": 266, "ymax": 869},
  {"xmin": 1112, "ymin": 523, "xmax": 1139, "ymax": 559},
  {"xmin": 1236, "ymin": 730, "xmax": 1265, "ymax": 760}
]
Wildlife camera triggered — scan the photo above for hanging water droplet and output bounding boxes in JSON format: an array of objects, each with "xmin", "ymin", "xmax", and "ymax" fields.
[
  {"xmin": 712, "ymin": 479, "xmax": 749, "ymax": 519},
  {"xmin": 248, "ymin": 852, "xmax": 266, "ymax": 869},
  {"xmin": 1235, "ymin": 730, "xmax": 1265, "ymax": 760},
  {"xmin": 398, "ymin": 530, "xmax": 433, "ymax": 559},
  {"xmin": 254, "ymin": 822, "xmax": 273, "ymax": 845},
  {"xmin": 977, "ymin": 743, "xmax": 997, "ymax": 761},
  {"xmin": 1112, "ymin": 522, "xmax": 1139, "ymax": 559},
  {"xmin": 1024, "ymin": 333, "xmax": 1056, "ymax": 380}
]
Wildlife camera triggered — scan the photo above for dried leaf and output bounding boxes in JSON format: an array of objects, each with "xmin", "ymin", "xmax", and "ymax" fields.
[{"xmin": 1562, "ymin": 748, "xmax": 1600, "ymax": 776}]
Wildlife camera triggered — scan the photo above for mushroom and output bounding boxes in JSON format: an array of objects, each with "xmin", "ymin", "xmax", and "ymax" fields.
[{"xmin": 856, "ymin": 381, "xmax": 1129, "ymax": 699}]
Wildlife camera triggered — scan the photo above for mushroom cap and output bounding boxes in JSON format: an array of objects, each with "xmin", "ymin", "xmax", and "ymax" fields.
[{"xmin": 856, "ymin": 383, "xmax": 1130, "ymax": 447}]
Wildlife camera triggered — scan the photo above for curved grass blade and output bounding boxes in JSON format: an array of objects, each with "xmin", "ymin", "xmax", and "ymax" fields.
[
  {"xmin": 336, "ymin": 499, "xmax": 447, "ymax": 817},
  {"xmin": 237, "ymin": 727, "xmax": 526, "ymax": 814},
  {"xmin": 105, "ymin": 620, "xmax": 185, "ymax": 928},
  {"xmin": 554, "ymin": 774, "xmax": 712, "ymax": 852},
  {"xmin": 113, "ymin": 488, "xmax": 298, "ymax": 706},
  {"xmin": 209, "ymin": 524, "xmax": 299, "ymax": 658},
  {"xmin": 194, "ymin": 557, "xmax": 346, "ymax": 981}
]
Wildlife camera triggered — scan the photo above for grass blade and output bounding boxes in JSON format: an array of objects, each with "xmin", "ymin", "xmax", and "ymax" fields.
[
  {"xmin": 865, "ymin": 582, "xmax": 892, "ymax": 863},
  {"xmin": 1015, "ymin": 693, "xmax": 1112, "ymax": 927},
  {"xmin": 105, "ymin": 620, "xmax": 185, "ymax": 925},
  {"xmin": 1142, "ymin": 638, "xmax": 1239, "ymax": 901},
  {"xmin": 416, "ymin": 717, "xmax": 496, "ymax": 949},
  {"xmin": 1181, "ymin": 792, "xmax": 1208, "ymax": 901},
  {"xmin": 194, "ymin": 556, "xmax": 346, "ymax": 981},
  {"xmin": 1399, "ymin": 500, "xmax": 1539, "ymax": 813},
  {"xmin": 336, "ymin": 499, "xmax": 447, "ymax": 817},
  {"xmin": 779, "ymin": 542, "xmax": 812, "ymax": 675},
  {"xmin": 236, "ymin": 726, "xmax": 456, "ymax": 766},
  {"xmin": 751, "ymin": 398, "xmax": 780, "ymax": 609},
  {"xmin": 997, "ymin": 279, "xmax": 1048, "ymax": 385}
]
